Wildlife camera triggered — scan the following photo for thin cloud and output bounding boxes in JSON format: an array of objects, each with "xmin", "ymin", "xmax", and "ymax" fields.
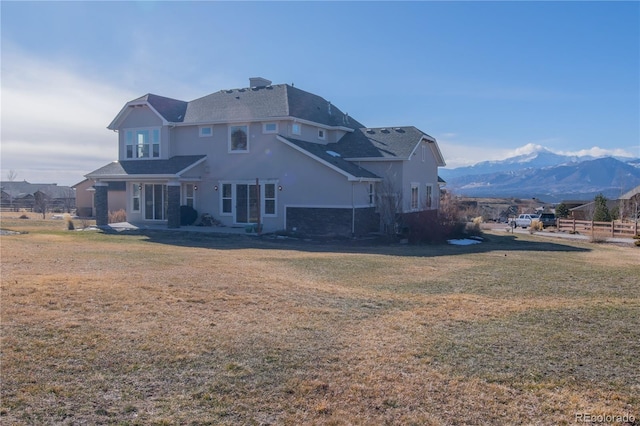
[{"xmin": 1, "ymin": 48, "xmax": 136, "ymax": 185}]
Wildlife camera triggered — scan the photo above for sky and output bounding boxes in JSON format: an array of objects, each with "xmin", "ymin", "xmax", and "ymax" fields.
[{"xmin": 1, "ymin": 1, "xmax": 639, "ymax": 187}]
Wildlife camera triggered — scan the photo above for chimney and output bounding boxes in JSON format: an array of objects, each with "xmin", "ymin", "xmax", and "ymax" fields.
[{"xmin": 249, "ymin": 77, "xmax": 272, "ymax": 88}]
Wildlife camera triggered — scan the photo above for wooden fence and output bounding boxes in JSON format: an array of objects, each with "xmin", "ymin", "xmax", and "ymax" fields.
[{"xmin": 557, "ymin": 219, "xmax": 639, "ymax": 238}]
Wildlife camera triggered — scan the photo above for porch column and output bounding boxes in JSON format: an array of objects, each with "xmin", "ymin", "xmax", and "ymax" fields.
[
  {"xmin": 94, "ymin": 181, "xmax": 109, "ymax": 227},
  {"xmin": 167, "ymin": 182, "xmax": 181, "ymax": 229}
]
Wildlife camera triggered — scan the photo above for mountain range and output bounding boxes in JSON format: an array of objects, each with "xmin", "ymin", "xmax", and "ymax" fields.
[{"xmin": 439, "ymin": 147, "xmax": 640, "ymax": 202}]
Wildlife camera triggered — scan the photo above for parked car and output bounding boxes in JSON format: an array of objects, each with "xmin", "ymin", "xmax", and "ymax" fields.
[
  {"xmin": 510, "ymin": 214, "xmax": 540, "ymax": 228},
  {"xmin": 539, "ymin": 213, "xmax": 557, "ymax": 228}
]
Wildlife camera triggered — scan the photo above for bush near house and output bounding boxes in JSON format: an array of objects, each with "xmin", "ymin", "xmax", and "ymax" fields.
[
  {"xmin": 180, "ymin": 205, "xmax": 198, "ymax": 226},
  {"xmin": 403, "ymin": 210, "xmax": 466, "ymax": 244},
  {"xmin": 108, "ymin": 209, "xmax": 127, "ymax": 224}
]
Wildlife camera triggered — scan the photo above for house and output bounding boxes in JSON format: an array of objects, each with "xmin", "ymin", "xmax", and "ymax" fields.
[
  {"xmin": 617, "ymin": 185, "xmax": 640, "ymax": 220},
  {"xmin": 0, "ymin": 181, "xmax": 75, "ymax": 212},
  {"xmin": 86, "ymin": 78, "xmax": 446, "ymax": 236}
]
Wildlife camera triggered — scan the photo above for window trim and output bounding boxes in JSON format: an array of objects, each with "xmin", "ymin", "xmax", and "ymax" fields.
[
  {"xmin": 410, "ymin": 183, "xmax": 419, "ymax": 211},
  {"xmin": 318, "ymin": 128, "xmax": 326, "ymax": 140},
  {"xmin": 262, "ymin": 122, "xmax": 278, "ymax": 134},
  {"xmin": 125, "ymin": 127, "xmax": 161, "ymax": 159},
  {"xmin": 425, "ymin": 184, "xmax": 433, "ymax": 209},
  {"xmin": 183, "ymin": 183, "xmax": 196, "ymax": 208},
  {"xmin": 228, "ymin": 124, "xmax": 249, "ymax": 153},
  {"xmin": 131, "ymin": 183, "xmax": 141, "ymax": 212},
  {"xmin": 199, "ymin": 126, "xmax": 213, "ymax": 137}
]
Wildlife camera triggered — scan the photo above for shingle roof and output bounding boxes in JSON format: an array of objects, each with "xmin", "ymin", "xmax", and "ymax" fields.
[
  {"xmin": 0, "ymin": 181, "xmax": 74, "ymax": 198},
  {"xmin": 86, "ymin": 155, "xmax": 206, "ymax": 179},
  {"xmin": 131, "ymin": 84, "xmax": 364, "ymax": 130},
  {"xmin": 327, "ymin": 126, "xmax": 433, "ymax": 159},
  {"xmin": 278, "ymin": 137, "xmax": 380, "ymax": 180},
  {"xmin": 131, "ymin": 94, "xmax": 188, "ymax": 123}
]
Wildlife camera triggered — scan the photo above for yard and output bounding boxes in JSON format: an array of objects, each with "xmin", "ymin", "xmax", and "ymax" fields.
[{"xmin": 1, "ymin": 213, "xmax": 638, "ymax": 425}]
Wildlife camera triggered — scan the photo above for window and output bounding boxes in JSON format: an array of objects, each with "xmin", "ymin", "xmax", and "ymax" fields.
[
  {"xmin": 199, "ymin": 126, "xmax": 213, "ymax": 137},
  {"xmin": 318, "ymin": 129, "xmax": 325, "ymax": 140},
  {"xmin": 184, "ymin": 184, "xmax": 195, "ymax": 208},
  {"xmin": 229, "ymin": 125, "xmax": 249, "ymax": 152},
  {"xmin": 263, "ymin": 123, "xmax": 278, "ymax": 134},
  {"xmin": 264, "ymin": 183, "xmax": 276, "ymax": 215},
  {"xmin": 125, "ymin": 128, "xmax": 160, "ymax": 159},
  {"xmin": 425, "ymin": 184, "xmax": 433, "ymax": 208},
  {"xmin": 411, "ymin": 184, "xmax": 419, "ymax": 210},
  {"xmin": 292, "ymin": 123, "xmax": 301, "ymax": 135},
  {"xmin": 132, "ymin": 183, "xmax": 141, "ymax": 211},
  {"xmin": 222, "ymin": 183, "xmax": 232, "ymax": 214},
  {"xmin": 368, "ymin": 183, "xmax": 375, "ymax": 205},
  {"xmin": 422, "ymin": 145, "xmax": 427, "ymax": 162}
]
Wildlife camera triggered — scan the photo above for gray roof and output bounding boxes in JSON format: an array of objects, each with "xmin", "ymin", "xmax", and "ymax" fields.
[
  {"xmin": 0, "ymin": 181, "xmax": 74, "ymax": 198},
  {"xmin": 125, "ymin": 84, "xmax": 364, "ymax": 130},
  {"xmin": 279, "ymin": 137, "xmax": 380, "ymax": 180},
  {"xmin": 327, "ymin": 126, "xmax": 433, "ymax": 159},
  {"xmin": 86, "ymin": 155, "xmax": 206, "ymax": 179}
]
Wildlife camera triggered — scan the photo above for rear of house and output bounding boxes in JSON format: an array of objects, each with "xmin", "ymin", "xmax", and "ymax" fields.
[{"xmin": 86, "ymin": 78, "xmax": 445, "ymax": 236}]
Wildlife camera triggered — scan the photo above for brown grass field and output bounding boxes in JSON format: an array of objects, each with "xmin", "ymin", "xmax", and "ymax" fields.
[{"xmin": 1, "ymin": 213, "xmax": 639, "ymax": 425}]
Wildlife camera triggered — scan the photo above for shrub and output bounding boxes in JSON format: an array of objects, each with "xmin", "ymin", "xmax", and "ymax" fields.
[
  {"xmin": 108, "ymin": 209, "xmax": 127, "ymax": 224},
  {"xmin": 64, "ymin": 214, "xmax": 75, "ymax": 230},
  {"xmin": 180, "ymin": 205, "xmax": 198, "ymax": 226},
  {"xmin": 403, "ymin": 210, "xmax": 467, "ymax": 244},
  {"xmin": 529, "ymin": 219, "xmax": 543, "ymax": 233},
  {"xmin": 19, "ymin": 214, "xmax": 29, "ymax": 219}
]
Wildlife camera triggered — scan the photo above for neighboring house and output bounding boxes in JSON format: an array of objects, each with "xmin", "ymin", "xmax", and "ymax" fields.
[
  {"xmin": 0, "ymin": 181, "xmax": 75, "ymax": 212},
  {"xmin": 86, "ymin": 78, "xmax": 446, "ymax": 236},
  {"xmin": 618, "ymin": 185, "xmax": 640, "ymax": 220},
  {"xmin": 73, "ymin": 179, "xmax": 127, "ymax": 218}
]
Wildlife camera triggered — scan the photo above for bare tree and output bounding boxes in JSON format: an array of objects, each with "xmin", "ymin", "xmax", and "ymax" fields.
[
  {"xmin": 34, "ymin": 190, "xmax": 49, "ymax": 219},
  {"xmin": 4, "ymin": 169, "xmax": 18, "ymax": 210},
  {"xmin": 376, "ymin": 174, "xmax": 403, "ymax": 237}
]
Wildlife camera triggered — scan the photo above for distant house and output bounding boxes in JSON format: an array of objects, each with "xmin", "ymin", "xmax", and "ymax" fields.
[
  {"xmin": 567, "ymin": 187, "xmax": 640, "ymax": 221},
  {"xmin": 0, "ymin": 181, "xmax": 75, "ymax": 212},
  {"xmin": 86, "ymin": 78, "xmax": 446, "ymax": 236},
  {"xmin": 618, "ymin": 185, "xmax": 640, "ymax": 220}
]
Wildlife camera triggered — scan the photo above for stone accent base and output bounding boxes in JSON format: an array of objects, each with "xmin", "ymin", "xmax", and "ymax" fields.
[{"xmin": 286, "ymin": 207, "xmax": 379, "ymax": 237}]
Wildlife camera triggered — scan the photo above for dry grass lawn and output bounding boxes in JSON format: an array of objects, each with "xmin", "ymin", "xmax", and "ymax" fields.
[{"xmin": 1, "ymin": 213, "xmax": 639, "ymax": 425}]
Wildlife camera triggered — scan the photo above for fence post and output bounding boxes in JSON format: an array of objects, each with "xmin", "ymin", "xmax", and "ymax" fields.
[
  {"xmin": 611, "ymin": 221, "xmax": 614, "ymax": 237},
  {"xmin": 572, "ymin": 219, "xmax": 576, "ymax": 233}
]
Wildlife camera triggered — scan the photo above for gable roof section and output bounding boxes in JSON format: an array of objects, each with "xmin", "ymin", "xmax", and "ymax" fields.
[
  {"xmin": 108, "ymin": 94, "xmax": 188, "ymax": 129},
  {"xmin": 277, "ymin": 136, "xmax": 380, "ymax": 181},
  {"xmin": 112, "ymin": 84, "xmax": 365, "ymax": 130},
  {"xmin": 327, "ymin": 126, "xmax": 445, "ymax": 165},
  {"xmin": 86, "ymin": 155, "xmax": 206, "ymax": 180}
]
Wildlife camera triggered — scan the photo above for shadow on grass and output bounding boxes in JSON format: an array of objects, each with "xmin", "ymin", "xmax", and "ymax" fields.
[{"xmin": 117, "ymin": 229, "xmax": 591, "ymax": 257}]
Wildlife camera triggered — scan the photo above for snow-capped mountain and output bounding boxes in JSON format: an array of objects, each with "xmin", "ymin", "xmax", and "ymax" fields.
[{"xmin": 440, "ymin": 150, "xmax": 640, "ymax": 202}]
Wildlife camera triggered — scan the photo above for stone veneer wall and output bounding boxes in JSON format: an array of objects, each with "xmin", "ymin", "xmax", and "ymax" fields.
[{"xmin": 286, "ymin": 207, "xmax": 379, "ymax": 237}]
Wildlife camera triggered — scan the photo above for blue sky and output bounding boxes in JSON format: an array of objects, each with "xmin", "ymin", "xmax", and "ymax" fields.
[{"xmin": 2, "ymin": 1, "xmax": 638, "ymax": 186}]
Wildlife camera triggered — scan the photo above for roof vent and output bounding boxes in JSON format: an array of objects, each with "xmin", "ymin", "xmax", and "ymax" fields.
[{"xmin": 249, "ymin": 77, "xmax": 272, "ymax": 88}]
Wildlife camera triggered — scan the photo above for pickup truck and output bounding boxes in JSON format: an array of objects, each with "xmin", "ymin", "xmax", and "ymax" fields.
[{"xmin": 510, "ymin": 214, "xmax": 540, "ymax": 228}]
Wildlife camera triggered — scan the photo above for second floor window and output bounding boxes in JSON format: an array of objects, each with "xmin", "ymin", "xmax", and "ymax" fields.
[
  {"xmin": 126, "ymin": 128, "xmax": 160, "ymax": 159},
  {"xmin": 229, "ymin": 125, "xmax": 249, "ymax": 152}
]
